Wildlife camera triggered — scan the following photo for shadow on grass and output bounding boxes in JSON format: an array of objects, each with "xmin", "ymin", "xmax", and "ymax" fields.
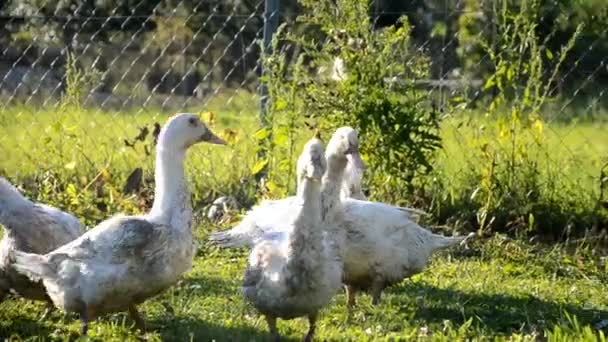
[
  {"xmin": 149, "ymin": 314, "xmax": 299, "ymax": 342},
  {"xmin": 174, "ymin": 274, "xmax": 242, "ymax": 298},
  {"xmin": 0, "ymin": 317, "xmax": 54, "ymax": 340},
  {"xmin": 390, "ymin": 282, "xmax": 607, "ymax": 334}
]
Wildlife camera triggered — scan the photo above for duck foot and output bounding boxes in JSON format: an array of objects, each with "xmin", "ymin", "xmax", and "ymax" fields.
[
  {"xmin": 129, "ymin": 305, "xmax": 147, "ymax": 334},
  {"xmin": 80, "ymin": 310, "xmax": 89, "ymax": 336},
  {"xmin": 265, "ymin": 315, "xmax": 280, "ymax": 342},
  {"xmin": 303, "ymin": 313, "xmax": 317, "ymax": 342},
  {"xmin": 371, "ymin": 279, "xmax": 384, "ymax": 306},
  {"xmin": 345, "ymin": 285, "xmax": 357, "ymax": 309},
  {"xmin": 39, "ymin": 302, "xmax": 55, "ymax": 321}
]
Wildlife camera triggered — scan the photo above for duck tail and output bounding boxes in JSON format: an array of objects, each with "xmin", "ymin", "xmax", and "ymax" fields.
[
  {"xmin": 0, "ymin": 177, "xmax": 31, "ymax": 213},
  {"xmin": 208, "ymin": 230, "xmax": 242, "ymax": 248},
  {"xmin": 432, "ymin": 232, "xmax": 476, "ymax": 250},
  {"xmin": 10, "ymin": 250, "xmax": 53, "ymax": 283},
  {"xmin": 396, "ymin": 206, "xmax": 429, "ymax": 217},
  {"xmin": 208, "ymin": 221, "xmax": 251, "ymax": 248}
]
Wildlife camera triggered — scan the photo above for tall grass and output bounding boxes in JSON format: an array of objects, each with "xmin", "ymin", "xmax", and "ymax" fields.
[
  {"xmin": 0, "ymin": 91, "xmax": 261, "ymax": 227},
  {"xmin": 1, "ymin": 98, "xmax": 606, "ymax": 238},
  {"xmin": 426, "ymin": 112, "xmax": 608, "ymax": 239}
]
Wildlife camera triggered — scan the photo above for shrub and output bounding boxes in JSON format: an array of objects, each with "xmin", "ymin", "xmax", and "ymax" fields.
[{"xmin": 261, "ymin": 0, "xmax": 441, "ymax": 202}]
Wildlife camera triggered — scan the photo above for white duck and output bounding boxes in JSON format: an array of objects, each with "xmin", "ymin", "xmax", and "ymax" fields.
[
  {"xmin": 208, "ymin": 127, "xmax": 384, "ymax": 248},
  {"xmin": 242, "ymin": 138, "xmax": 341, "ymax": 342},
  {"xmin": 10, "ymin": 113, "xmax": 225, "ymax": 335},
  {"xmin": 339, "ymin": 203, "xmax": 475, "ymax": 307},
  {"xmin": 210, "ymin": 128, "xmax": 471, "ymax": 308},
  {"xmin": 207, "ymin": 127, "xmax": 422, "ymax": 250},
  {"xmin": 0, "ymin": 177, "xmax": 83, "ymax": 308},
  {"xmin": 340, "ymin": 155, "xmax": 367, "ymax": 200}
]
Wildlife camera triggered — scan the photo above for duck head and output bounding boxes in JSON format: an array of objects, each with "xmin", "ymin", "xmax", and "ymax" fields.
[
  {"xmin": 326, "ymin": 126, "xmax": 365, "ymax": 170},
  {"xmin": 157, "ymin": 113, "xmax": 226, "ymax": 151},
  {"xmin": 297, "ymin": 138, "xmax": 327, "ymax": 183}
]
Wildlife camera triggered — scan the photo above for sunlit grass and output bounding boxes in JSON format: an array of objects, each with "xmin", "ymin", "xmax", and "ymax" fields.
[{"xmin": 1, "ymin": 98, "xmax": 607, "ymax": 340}]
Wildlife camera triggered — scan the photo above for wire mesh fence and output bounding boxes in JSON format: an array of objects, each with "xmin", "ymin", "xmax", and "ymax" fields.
[
  {"xmin": 0, "ymin": 1, "xmax": 264, "ymax": 110},
  {"xmin": 0, "ymin": 0, "xmax": 606, "ymax": 233}
]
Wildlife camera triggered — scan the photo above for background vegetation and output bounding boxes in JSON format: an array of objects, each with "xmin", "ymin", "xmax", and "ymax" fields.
[{"xmin": 0, "ymin": 0, "xmax": 607, "ymax": 340}]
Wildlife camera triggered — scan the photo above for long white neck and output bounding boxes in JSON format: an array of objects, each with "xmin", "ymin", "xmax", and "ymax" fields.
[
  {"xmin": 147, "ymin": 146, "xmax": 192, "ymax": 230},
  {"xmin": 0, "ymin": 179, "xmax": 34, "ymax": 232},
  {"xmin": 320, "ymin": 153, "xmax": 347, "ymax": 222},
  {"xmin": 288, "ymin": 178, "xmax": 323, "ymax": 253},
  {"xmin": 340, "ymin": 160, "xmax": 366, "ymax": 200}
]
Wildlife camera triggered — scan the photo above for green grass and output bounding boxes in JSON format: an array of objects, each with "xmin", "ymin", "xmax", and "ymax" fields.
[
  {"xmin": 0, "ymin": 233, "xmax": 607, "ymax": 341},
  {"xmin": 438, "ymin": 115, "xmax": 608, "ymax": 199},
  {"xmin": 1, "ymin": 98, "xmax": 608, "ymax": 340}
]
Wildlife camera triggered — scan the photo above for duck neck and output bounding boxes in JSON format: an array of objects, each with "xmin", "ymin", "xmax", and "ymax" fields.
[
  {"xmin": 0, "ymin": 180, "xmax": 32, "ymax": 233},
  {"xmin": 290, "ymin": 179, "xmax": 323, "ymax": 249},
  {"xmin": 148, "ymin": 147, "xmax": 192, "ymax": 230},
  {"xmin": 320, "ymin": 154, "xmax": 347, "ymax": 221}
]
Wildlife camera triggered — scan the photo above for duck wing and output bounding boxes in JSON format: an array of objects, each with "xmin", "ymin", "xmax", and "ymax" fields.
[{"xmin": 209, "ymin": 196, "xmax": 298, "ymax": 248}]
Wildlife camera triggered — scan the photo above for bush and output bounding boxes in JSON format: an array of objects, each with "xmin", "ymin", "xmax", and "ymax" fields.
[
  {"xmin": 426, "ymin": 0, "xmax": 608, "ymax": 239},
  {"xmin": 261, "ymin": 0, "xmax": 441, "ymax": 202}
]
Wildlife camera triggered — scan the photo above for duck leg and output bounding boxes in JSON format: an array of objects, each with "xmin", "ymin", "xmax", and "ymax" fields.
[
  {"xmin": 39, "ymin": 301, "xmax": 55, "ymax": 321},
  {"xmin": 80, "ymin": 309, "xmax": 89, "ymax": 336},
  {"xmin": 0, "ymin": 289, "xmax": 7, "ymax": 304},
  {"xmin": 345, "ymin": 285, "xmax": 357, "ymax": 309},
  {"xmin": 303, "ymin": 313, "xmax": 317, "ymax": 342},
  {"xmin": 265, "ymin": 315, "xmax": 280, "ymax": 342},
  {"xmin": 370, "ymin": 278, "xmax": 384, "ymax": 306},
  {"xmin": 128, "ymin": 305, "xmax": 147, "ymax": 333}
]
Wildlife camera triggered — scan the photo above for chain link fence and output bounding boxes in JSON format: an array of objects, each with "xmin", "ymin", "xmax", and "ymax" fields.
[
  {"xmin": 0, "ymin": 1, "xmax": 265, "ymax": 110},
  {"xmin": 0, "ymin": 0, "xmax": 606, "ymax": 233}
]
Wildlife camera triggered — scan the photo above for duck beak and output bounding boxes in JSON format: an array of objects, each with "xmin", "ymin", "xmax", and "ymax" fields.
[
  {"xmin": 202, "ymin": 130, "xmax": 227, "ymax": 145},
  {"xmin": 347, "ymin": 152, "xmax": 366, "ymax": 170}
]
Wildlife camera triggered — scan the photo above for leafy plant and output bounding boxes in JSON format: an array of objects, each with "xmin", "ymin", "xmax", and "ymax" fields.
[
  {"xmin": 261, "ymin": 0, "xmax": 441, "ymax": 202},
  {"xmin": 61, "ymin": 52, "xmax": 103, "ymax": 111},
  {"xmin": 440, "ymin": 0, "xmax": 593, "ymax": 238}
]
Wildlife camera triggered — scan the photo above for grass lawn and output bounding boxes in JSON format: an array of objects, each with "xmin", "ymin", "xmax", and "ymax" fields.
[
  {"xmin": 0, "ymin": 233, "xmax": 606, "ymax": 341},
  {"xmin": 0, "ymin": 98, "xmax": 607, "ymax": 341}
]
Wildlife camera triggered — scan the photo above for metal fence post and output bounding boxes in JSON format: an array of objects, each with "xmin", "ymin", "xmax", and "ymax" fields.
[{"xmin": 256, "ymin": 0, "xmax": 279, "ymax": 183}]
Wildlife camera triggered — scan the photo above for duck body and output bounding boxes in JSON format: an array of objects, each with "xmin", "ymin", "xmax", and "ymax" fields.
[
  {"xmin": 340, "ymin": 199, "xmax": 470, "ymax": 292},
  {"xmin": 10, "ymin": 113, "xmax": 225, "ymax": 334},
  {"xmin": 242, "ymin": 226, "xmax": 342, "ymax": 320},
  {"xmin": 18, "ymin": 213, "xmax": 194, "ymax": 317},
  {"xmin": 0, "ymin": 177, "xmax": 82, "ymax": 302},
  {"xmin": 242, "ymin": 138, "xmax": 342, "ymax": 341}
]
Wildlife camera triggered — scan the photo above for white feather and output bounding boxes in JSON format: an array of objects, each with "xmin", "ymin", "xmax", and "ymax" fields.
[
  {"xmin": 10, "ymin": 113, "xmax": 225, "ymax": 328},
  {"xmin": 242, "ymin": 139, "xmax": 341, "ymax": 339},
  {"xmin": 0, "ymin": 177, "xmax": 83, "ymax": 302},
  {"xmin": 211, "ymin": 127, "xmax": 466, "ymax": 305}
]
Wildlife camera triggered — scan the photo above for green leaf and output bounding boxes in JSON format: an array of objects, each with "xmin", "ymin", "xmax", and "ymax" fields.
[
  {"xmin": 528, "ymin": 213, "xmax": 535, "ymax": 231},
  {"xmin": 64, "ymin": 161, "xmax": 77, "ymax": 170},
  {"xmin": 274, "ymin": 99, "xmax": 288, "ymax": 111},
  {"xmin": 545, "ymin": 48, "xmax": 553, "ymax": 60},
  {"xmin": 51, "ymin": 121, "xmax": 62, "ymax": 134},
  {"xmin": 278, "ymin": 159, "xmax": 291, "ymax": 172},
  {"xmin": 273, "ymin": 127, "xmax": 289, "ymax": 146},
  {"xmin": 483, "ymin": 75, "xmax": 496, "ymax": 90},
  {"xmin": 251, "ymin": 159, "xmax": 268, "ymax": 175},
  {"xmin": 253, "ymin": 128, "xmax": 270, "ymax": 141},
  {"xmin": 265, "ymin": 180, "xmax": 280, "ymax": 194}
]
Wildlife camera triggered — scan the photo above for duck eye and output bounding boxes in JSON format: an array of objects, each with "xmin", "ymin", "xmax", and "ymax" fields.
[{"xmin": 188, "ymin": 117, "xmax": 198, "ymax": 126}]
